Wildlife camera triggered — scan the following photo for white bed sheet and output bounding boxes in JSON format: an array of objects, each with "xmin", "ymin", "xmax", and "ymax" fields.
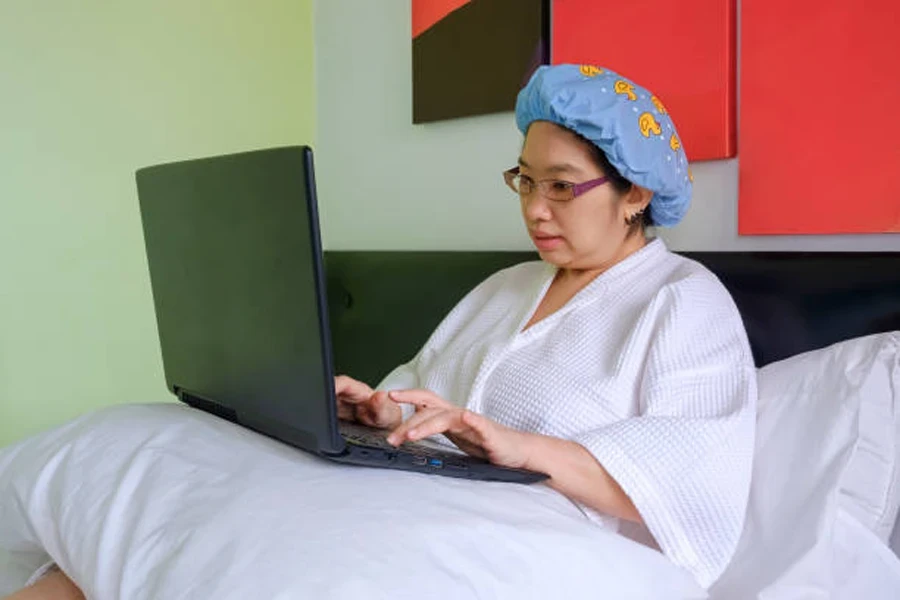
[{"xmin": 0, "ymin": 404, "xmax": 705, "ymax": 599}]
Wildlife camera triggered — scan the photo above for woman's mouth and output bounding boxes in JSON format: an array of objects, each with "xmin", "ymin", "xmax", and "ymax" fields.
[{"xmin": 531, "ymin": 233, "xmax": 564, "ymax": 251}]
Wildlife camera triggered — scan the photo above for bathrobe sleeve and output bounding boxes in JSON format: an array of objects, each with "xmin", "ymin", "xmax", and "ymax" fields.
[{"xmin": 574, "ymin": 274, "xmax": 757, "ymax": 588}]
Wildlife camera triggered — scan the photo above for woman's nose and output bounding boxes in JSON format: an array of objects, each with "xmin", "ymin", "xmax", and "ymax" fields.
[{"xmin": 521, "ymin": 192, "xmax": 551, "ymax": 220}]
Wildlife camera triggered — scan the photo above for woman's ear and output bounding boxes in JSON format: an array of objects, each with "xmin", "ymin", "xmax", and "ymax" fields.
[{"xmin": 622, "ymin": 185, "xmax": 653, "ymax": 221}]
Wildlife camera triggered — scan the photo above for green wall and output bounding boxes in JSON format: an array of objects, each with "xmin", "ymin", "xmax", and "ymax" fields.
[{"xmin": 0, "ymin": 1, "xmax": 316, "ymax": 446}]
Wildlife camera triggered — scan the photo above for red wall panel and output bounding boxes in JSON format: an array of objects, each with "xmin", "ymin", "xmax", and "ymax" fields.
[
  {"xmin": 551, "ymin": 0, "xmax": 736, "ymax": 162},
  {"xmin": 741, "ymin": 1, "xmax": 900, "ymax": 234}
]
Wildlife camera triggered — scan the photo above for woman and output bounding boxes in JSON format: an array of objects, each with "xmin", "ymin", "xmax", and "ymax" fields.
[
  {"xmin": 336, "ymin": 64, "xmax": 756, "ymax": 588},
  {"xmin": 9, "ymin": 64, "xmax": 754, "ymax": 598}
]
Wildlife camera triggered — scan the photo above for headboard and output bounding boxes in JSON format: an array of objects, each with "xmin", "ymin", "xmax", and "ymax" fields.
[{"xmin": 325, "ymin": 251, "xmax": 900, "ymax": 387}]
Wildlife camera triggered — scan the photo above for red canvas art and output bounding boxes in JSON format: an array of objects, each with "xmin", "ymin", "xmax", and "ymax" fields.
[
  {"xmin": 551, "ymin": 0, "xmax": 737, "ymax": 162},
  {"xmin": 740, "ymin": 0, "xmax": 900, "ymax": 234}
]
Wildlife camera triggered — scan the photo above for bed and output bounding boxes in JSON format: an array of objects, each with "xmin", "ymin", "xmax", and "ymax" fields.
[{"xmin": 1, "ymin": 249, "xmax": 898, "ymax": 599}]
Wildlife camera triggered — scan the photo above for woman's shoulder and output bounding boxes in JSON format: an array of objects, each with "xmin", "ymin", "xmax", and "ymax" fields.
[
  {"xmin": 639, "ymin": 248, "xmax": 754, "ymax": 363},
  {"xmin": 653, "ymin": 248, "xmax": 735, "ymax": 307},
  {"xmin": 616, "ymin": 245, "xmax": 746, "ymax": 339},
  {"xmin": 652, "ymin": 253, "xmax": 752, "ymax": 354}
]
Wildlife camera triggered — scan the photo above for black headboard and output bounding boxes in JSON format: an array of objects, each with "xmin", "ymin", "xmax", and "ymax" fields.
[
  {"xmin": 680, "ymin": 252, "xmax": 899, "ymax": 365},
  {"xmin": 325, "ymin": 251, "xmax": 900, "ymax": 386}
]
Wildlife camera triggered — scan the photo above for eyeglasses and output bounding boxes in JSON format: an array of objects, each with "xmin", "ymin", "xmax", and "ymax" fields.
[{"xmin": 503, "ymin": 167, "xmax": 610, "ymax": 202}]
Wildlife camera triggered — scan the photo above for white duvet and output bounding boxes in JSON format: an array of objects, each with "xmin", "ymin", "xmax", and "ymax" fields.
[
  {"xmin": 6, "ymin": 333, "xmax": 900, "ymax": 598},
  {"xmin": 0, "ymin": 404, "xmax": 706, "ymax": 599},
  {"xmin": 3, "ymin": 402, "xmax": 900, "ymax": 599}
]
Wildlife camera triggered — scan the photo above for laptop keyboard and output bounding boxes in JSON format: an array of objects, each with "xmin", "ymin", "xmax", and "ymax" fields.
[
  {"xmin": 338, "ymin": 421, "xmax": 464, "ymax": 459},
  {"xmin": 335, "ymin": 421, "xmax": 546, "ymax": 482}
]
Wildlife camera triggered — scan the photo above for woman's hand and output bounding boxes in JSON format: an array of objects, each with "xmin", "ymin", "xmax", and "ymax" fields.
[
  {"xmin": 334, "ymin": 375, "xmax": 402, "ymax": 430},
  {"xmin": 386, "ymin": 389, "xmax": 535, "ymax": 469},
  {"xmin": 385, "ymin": 389, "xmax": 641, "ymax": 522}
]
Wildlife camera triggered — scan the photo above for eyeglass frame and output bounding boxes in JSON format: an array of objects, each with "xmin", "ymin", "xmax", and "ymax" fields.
[{"xmin": 502, "ymin": 166, "xmax": 610, "ymax": 201}]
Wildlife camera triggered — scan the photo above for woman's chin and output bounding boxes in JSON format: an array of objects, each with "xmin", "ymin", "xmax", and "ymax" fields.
[{"xmin": 535, "ymin": 247, "xmax": 568, "ymax": 266}]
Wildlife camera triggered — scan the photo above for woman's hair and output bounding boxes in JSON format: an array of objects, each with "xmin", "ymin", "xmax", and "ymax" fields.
[{"xmin": 576, "ymin": 132, "xmax": 654, "ymax": 229}]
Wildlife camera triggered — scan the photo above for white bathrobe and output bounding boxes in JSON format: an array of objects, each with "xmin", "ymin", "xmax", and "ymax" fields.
[{"xmin": 378, "ymin": 239, "xmax": 756, "ymax": 587}]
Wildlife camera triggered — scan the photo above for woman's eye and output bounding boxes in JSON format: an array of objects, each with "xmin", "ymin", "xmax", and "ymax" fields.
[{"xmin": 550, "ymin": 180, "xmax": 572, "ymax": 192}]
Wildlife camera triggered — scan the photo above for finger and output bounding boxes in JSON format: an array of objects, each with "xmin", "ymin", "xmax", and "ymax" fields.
[
  {"xmin": 388, "ymin": 389, "xmax": 449, "ymax": 410},
  {"xmin": 338, "ymin": 391, "xmax": 372, "ymax": 405},
  {"xmin": 336, "ymin": 402, "xmax": 354, "ymax": 421},
  {"xmin": 368, "ymin": 391, "xmax": 400, "ymax": 427},
  {"xmin": 445, "ymin": 413, "xmax": 497, "ymax": 458},
  {"xmin": 334, "ymin": 374, "xmax": 355, "ymax": 394},
  {"xmin": 404, "ymin": 411, "xmax": 467, "ymax": 443},
  {"xmin": 334, "ymin": 375, "xmax": 371, "ymax": 399},
  {"xmin": 460, "ymin": 409, "xmax": 493, "ymax": 442},
  {"xmin": 369, "ymin": 390, "xmax": 391, "ymax": 410},
  {"xmin": 386, "ymin": 408, "xmax": 442, "ymax": 445},
  {"xmin": 441, "ymin": 411, "xmax": 491, "ymax": 449},
  {"xmin": 445, "ymin": 435, "xmax": 488, "ymax": 459},
  {"xmin": 357, "ymin": 404, "xmax": 382, "ymax": 428}
]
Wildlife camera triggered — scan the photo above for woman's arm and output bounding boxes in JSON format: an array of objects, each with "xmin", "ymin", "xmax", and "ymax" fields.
[{"xmin": 522, "ymin": 433, "xmax": 642, "ymax": 523}]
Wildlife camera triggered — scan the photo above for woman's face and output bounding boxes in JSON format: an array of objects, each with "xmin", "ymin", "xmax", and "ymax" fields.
[{"xmin": 518, "ymin": 121, "xmax": 650, "ymax": 272}]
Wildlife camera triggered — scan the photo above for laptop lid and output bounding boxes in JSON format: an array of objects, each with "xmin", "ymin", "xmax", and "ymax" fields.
[{"xmin": 136, "ymin": 146, "xmax": 344, "ymax": 455}]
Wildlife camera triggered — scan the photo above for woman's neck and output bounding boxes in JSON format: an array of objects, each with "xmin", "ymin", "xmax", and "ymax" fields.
[{"xmin": 557, "ymin": 233, "xmax": 649, "ymax": 285}]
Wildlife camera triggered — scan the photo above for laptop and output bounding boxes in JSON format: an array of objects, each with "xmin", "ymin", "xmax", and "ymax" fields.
[{"xmin": 135, "ymin": 145, "xmax": 546, "ymax": 484}]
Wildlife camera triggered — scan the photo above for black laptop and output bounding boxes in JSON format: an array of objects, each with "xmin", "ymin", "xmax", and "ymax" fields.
[{"xmin": 135, "ymin": 146, "xmax": 546, "ymax": 484}]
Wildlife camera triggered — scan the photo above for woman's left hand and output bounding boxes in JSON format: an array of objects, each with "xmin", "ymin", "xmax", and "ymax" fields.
[{"xmin": 385, "ymin": 389, "xmax": 534, "ymax": 469}]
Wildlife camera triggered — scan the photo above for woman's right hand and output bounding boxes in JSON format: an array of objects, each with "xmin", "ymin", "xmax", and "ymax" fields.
[{"xmin": 334, "ymin": 375, "xmax": 402, "ymax": 430}]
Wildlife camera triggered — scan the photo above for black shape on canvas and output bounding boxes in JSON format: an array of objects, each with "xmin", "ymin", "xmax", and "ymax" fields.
[{"xmin": 413, "ymin": 0, "xmax": 549, "ymax": 124}]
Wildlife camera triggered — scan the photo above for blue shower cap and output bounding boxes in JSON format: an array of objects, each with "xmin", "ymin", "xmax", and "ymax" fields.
[{"xmin": 515, "ymin": 64, "xmax": 692, "ymax": 227}]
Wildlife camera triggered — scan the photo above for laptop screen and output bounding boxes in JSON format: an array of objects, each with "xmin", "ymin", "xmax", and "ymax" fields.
[{"xmin": 136, "ymin": 146, "xmax": 342, "ymax": 454}]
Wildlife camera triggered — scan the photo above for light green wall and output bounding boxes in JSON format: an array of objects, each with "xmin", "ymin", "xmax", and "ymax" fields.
[{"xmin": 0, "ymin": 1, "xmax": 316, "ymax": 446}]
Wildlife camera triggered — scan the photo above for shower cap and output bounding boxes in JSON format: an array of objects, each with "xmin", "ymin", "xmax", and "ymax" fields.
[{"xmin": 516, "ymin": 64, "xmax": 692, "ymax": 227}]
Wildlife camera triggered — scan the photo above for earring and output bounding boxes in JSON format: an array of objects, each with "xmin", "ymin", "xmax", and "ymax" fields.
[{"xmin": 625, "ymin": 208, "xmax": 645, "ymax": 226}]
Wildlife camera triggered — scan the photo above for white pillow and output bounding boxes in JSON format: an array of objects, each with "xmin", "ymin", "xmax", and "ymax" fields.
[
  {"xmin": 756, "ymin": 331, "xmax": 900, "ymax": 542},
  {"xmin": 837, "ymin": 333, "xmax": 900, "ymax": 541},
  {"xmin": 712, "ymin": 332, "xmax": 900, "ymax": 597},
  {"xmin": 832, "ymin": 508, "xmax": 900, "ymax": 598},
  {"xmin": 891, "ymin": 509, "xmax": 900, "ymax": 557}
]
